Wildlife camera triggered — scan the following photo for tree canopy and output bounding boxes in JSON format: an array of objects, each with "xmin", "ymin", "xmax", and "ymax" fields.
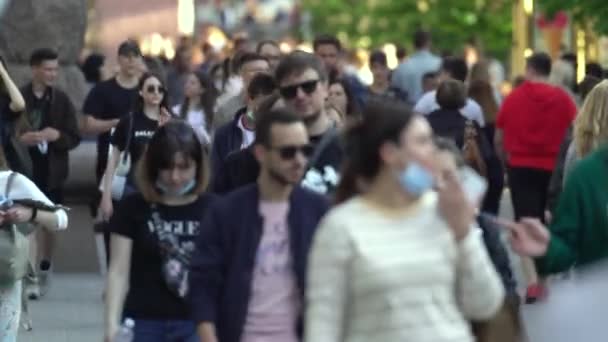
[{"xmin": 302, "ymin": 0, "xmax": 513, "ymax": 60}]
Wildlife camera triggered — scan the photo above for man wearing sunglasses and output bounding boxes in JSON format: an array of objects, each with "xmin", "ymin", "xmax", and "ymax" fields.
[
  {"xmin": 275, "ymin": 51, "xmax": 343, "ymax": 195},
  {"xmin": 191, "ymin": 109, "xmax": 330, "ymax": 342},
  {"xmin": 210, "ymin": 52, "xmax": 344, "ymax": 196}
]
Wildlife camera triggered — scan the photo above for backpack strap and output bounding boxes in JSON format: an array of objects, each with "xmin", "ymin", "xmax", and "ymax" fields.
[
  {"xmin": 305, "ymin": 126, "xmax": 338, "ymax": 172},
  {"xmin": 5, "ymin": 172, "xmax": 17, "ymax": 198}
]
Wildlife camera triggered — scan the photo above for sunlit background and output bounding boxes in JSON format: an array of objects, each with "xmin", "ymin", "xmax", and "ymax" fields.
[{"xmin": 79, "ymin": 0, "xmax": 608, "ymax": 85}]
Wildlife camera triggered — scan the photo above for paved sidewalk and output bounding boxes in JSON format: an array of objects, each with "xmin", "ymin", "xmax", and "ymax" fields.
[{"xmin": 19, "ymin": 274, "xmax": 103, "ymax": 342}]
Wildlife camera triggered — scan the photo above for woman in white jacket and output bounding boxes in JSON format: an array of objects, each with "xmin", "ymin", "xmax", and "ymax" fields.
[{"xmin": 305, "ymin": 100, "xmax": 504, "ymax": 342}]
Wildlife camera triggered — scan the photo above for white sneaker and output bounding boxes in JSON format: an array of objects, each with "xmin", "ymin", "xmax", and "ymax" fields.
[{"xmin": 38, "ymin": 266, "xmax": 52, "ymax": 297}]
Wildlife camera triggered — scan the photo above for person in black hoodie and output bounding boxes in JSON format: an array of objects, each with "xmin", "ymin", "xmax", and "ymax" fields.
[{"xmin": 427, "ymin": 79, "xmax": 504, "ymax": 215}]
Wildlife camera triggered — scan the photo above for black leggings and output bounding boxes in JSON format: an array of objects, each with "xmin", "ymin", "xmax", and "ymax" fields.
[{"xmin": 507, "ymin": 166, "xmax": 552, "ymax": 222}]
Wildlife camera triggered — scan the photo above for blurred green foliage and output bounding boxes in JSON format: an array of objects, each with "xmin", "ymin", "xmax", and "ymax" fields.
[{"xmin": 302, "ymin": 0, "xmax": 514, "ymax": 60}]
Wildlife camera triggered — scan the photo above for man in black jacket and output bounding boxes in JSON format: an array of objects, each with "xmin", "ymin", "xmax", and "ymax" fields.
[
  {"xmin": 210, "ymin": 72, "xmax": 275, "ymax": 183},
  {"xmin": 191, "ymin": 109, "xmax": 330, "ymax": 342},
  {"xmin": 13, "ymin": 48, "xmax": 80, "ymax": 298}
]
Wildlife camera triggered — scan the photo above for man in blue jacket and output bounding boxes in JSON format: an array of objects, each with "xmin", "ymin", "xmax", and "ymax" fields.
[{"xmin": 190, "ymin": 109, "xmax": 330, "ymax": 342}]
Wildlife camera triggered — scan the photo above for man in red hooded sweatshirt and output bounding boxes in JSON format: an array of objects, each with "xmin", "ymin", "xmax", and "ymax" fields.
[{"xmin": 495, "ymin": 52, "xmax": 576, "ymax": 303}]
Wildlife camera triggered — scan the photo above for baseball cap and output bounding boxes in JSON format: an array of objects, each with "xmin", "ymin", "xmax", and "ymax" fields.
[{"xmin": 117, "ymin": 40, "xmax": 142, "ymax": 57}]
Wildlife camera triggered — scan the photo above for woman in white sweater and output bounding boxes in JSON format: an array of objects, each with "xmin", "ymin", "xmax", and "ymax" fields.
[{"xmin": 305, "ymin": 100, "xmax": 504, "ymax": 342}]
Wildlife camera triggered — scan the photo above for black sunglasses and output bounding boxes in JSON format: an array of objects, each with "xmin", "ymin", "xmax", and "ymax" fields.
[
  {"xmin": 146, "ymin": 85, "xmax": 165, "ymax": 94},
  {"xmin": 279, "ymin": 80, "xmax": 319, "ymax": 100},
  {"xmin": 273, "ymin": 144, "xmax": 314, "ymax": 160}
]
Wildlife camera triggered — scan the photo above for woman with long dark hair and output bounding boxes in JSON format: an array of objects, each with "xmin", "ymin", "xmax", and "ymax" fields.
[
  {"xmin": 99, "ymin": 72, "xmax": 172, "ymax": 221},
  {"xmin": 104, "ymin": 121, "xmax": 214, "ymax": 342},
  {"xmin": 306, "ymin": 100, "xmax": 503, "ymax": 342},
  {"xmin": 468, "ymin": 79, "xmax": 499, "ymax": 146},
  {"xmin": 173, "ymin": 71, "xmax": 218, "ymax": 145},
  {"xmin": 327, "ymin": 78, "xmax": 359, "ymax": 127}
]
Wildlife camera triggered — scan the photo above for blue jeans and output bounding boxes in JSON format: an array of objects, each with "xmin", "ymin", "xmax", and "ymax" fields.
[{"xmin": 133, "ymin": 319, "xmax": 199, "ymax": 342}]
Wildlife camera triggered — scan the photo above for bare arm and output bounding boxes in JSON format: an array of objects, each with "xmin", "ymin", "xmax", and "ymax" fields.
[
  {"xmin": 197, "ymin": 323, "xmax": 218, "ymax": 342},
  {"xmin": 101, "ymin": 146, "xmax": 121, "ymax": 198},
  {"xmin": 99, "ymin": 145, "xmax": 122, "ymax": 220},
  {"xmin": 104, "ymin": 234, "xmax": 132, "ymax": 339},
  {"xmin": 0, "ymin": 63, "xmax": 25, "ymax": 112},
  {"xmin": 81, "ymin": 115, "xmax": 120, "ymax": 136},
  {"xmin": 11, "ymin": 173, "xmax": 68, "ymax": 230}
]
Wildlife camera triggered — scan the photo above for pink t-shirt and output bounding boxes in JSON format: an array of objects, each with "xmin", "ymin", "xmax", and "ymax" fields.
[{"xmin": 241, "ymin": 201, "xmax": 299, "ymax": 342}]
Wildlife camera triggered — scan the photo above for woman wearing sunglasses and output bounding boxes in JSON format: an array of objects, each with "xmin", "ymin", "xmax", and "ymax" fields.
[
  {"xmin": 305, "ymin": 100, "xmax": 503, "ymax": 342},
  {"xmin": 99, "ymin": 72, "xmax": 172, "ymax": 221},
  {"xmin": 105, "ymin": 121, "xmax": 214, "ymax": 342}
]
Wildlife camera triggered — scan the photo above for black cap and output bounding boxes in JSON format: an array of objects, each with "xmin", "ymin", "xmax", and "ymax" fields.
[{"xmin": 117, "ymin": 40, "xmax": 142, "ymax": 57}]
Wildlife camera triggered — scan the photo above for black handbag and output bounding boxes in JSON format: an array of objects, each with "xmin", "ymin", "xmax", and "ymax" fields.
[{"xmin": 149, "ymin": 204, "xmax": 191, "ymax": 299}]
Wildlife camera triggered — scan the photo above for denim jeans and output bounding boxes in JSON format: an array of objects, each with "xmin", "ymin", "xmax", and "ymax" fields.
[{"xmin": 132, "ymin": 319, "xmax": 199, "ymax": 342}]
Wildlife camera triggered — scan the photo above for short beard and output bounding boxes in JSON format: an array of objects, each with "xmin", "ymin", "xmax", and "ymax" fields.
[
  {"xmin": 268, "ymin": 167, "xmax": 296, "ymax": 186},
  {"xmin": 302, "ymin": 110, "xmax": 321, "ymax": 126}
]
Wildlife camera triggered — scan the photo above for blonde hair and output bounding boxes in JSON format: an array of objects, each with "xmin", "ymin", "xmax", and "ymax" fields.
[{"xmin": 573, "ymin": 80, "xmax": 608, "ymax": 158}]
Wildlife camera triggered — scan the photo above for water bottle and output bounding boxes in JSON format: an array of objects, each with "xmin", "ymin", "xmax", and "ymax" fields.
[{"xmin": 114, "ymin": 318, "xmax": 135, "ymax": 342}]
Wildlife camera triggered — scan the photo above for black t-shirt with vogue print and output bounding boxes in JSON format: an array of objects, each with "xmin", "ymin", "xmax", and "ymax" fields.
[
  {"xmin": 110, "ymin": 111, "xmax": 159, "ymax": 184},
  {"xmin": 109, "ymin": 193, "xmax": 216, "ymax": 319}
]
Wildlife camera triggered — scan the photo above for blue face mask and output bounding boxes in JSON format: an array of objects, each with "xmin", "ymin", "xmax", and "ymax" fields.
[
  {"xmin": 398, "ymin": 162, "xmax": 434, "ymax": 197},
  {"xmin": 156, "ymin": 179, "xmax": 196, "ymax": 197}
]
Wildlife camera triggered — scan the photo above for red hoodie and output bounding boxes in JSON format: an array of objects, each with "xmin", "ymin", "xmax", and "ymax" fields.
[{"xmin": 496, "ymin": 81, "xmax": 576, "ymax": 171}]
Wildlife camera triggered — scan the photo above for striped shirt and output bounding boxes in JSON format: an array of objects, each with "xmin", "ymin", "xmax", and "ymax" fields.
[{"xmin": 305, "ymin": 193, "xmax": 504, "ymax": 342}]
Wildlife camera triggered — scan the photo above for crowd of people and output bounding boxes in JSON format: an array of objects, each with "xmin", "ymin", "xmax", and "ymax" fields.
[{"xmin": 0, "ymin": 27, "xmax": 606, "ymax": 341}]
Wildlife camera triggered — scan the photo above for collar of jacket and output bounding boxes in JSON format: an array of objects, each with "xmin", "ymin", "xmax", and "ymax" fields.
[{"xmin": 23, "ymin": 82, "xmax": 54, "ymax": 104}]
